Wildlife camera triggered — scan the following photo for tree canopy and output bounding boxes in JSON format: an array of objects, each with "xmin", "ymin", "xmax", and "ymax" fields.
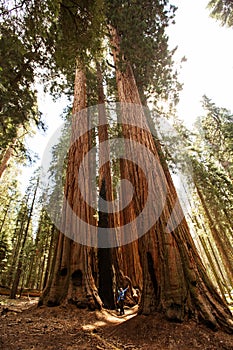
[{"xmin": 208, "ymin": 0, "xmax": 233, "ymax": 26}]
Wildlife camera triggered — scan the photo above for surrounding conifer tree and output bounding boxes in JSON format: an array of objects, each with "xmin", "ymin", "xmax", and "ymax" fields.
[{"xmin": 208, "ymin": 0, "xmax": 233, "ymax": 26}]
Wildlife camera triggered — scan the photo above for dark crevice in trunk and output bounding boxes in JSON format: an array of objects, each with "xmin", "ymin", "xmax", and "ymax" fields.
[
  {"xmin": 71, "ymin": 270, "xmax": 82, "ymax": 286},
  {"xmin": 147, "ymin": 251, "xmax": 159, "ymax": 304},
  {"xmin": 60, "ymin": 268, "xmax": 68, "ymax": 277},
  {"xmin": 98, "ymin": 179, "xmax": 115, "ymax": 309}
]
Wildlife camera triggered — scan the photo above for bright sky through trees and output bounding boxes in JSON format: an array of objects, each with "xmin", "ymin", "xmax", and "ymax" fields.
[
  {"xmin": 168, "ymin": 0, "xmax": 233, "ymax": 126},
  {"xmin": 19, "ymin": 0, "xmax": 233, "ymax": 189}
]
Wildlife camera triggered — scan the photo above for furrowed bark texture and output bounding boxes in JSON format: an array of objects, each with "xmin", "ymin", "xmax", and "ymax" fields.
[
  {"xmin": 117, "ymin": 156, "xmax": 143, "ymax": 289},
  {"xmin": 109, "ymin": 25, "xmax": 233, "ymax": 333},
  {"xmin": 40, "ymin": 65, "xmax": 102, "ymax": 310}
]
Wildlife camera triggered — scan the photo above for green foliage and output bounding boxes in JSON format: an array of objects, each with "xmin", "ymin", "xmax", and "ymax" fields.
[
  {"xmin": 23, "ymin": 208, "xmax": 55, "ymax": 290},
  {"xmin": 0, "ymin": 170, "xmax": 22, "ymax": 281},
  {"xmin": 154, "ymin": 98, "xmax": 233, "ymax": 294},
  {"xmin": 154, "ymin": 96, "xmax": 233, "ymax": 245},
  {"xmin": 0, "ymin": 239, "xmax": 8, "ymax": 273},
  {"xmin": 1, "ymin": 0, "xmax": 180, "ymax": 105},
  {"xmin": 182, "ymin": 100, "xmax": 232, "ymax": 232},
  {"xmin": 0, "ymin": 167, "xmax": 21, "ymax": 226},
  {"xmin": 0, "ymin": 25, "xmax": 43, "ymax": 151},
  {"xmin": 0, "ymin": 172, "xmax": 42, "ymax": 289},
  {"xmin": 200, "ymin": 95, "xmax": 233, "ymax": 179},
  {"xmin": 158, "ymin": 96, "xmax": 233, "ymax": 205},
  {"xmin": 191, "ymin": 97, "xmax": 233, "ymax": 230},
  {"xmin": 55, "ymin": 0, "xmax": 105, "ymax": 61},
  {"xmin": 0, "ymin": 0, "xmax": 50, "ymax": 161},
  {"xmin": 0, "ymin": 0, "xmax": 71, "ymax": 160},
  {"xmin": 44, "ymin": 0, "xmax": 106, "ymax": 95},
  {"xmin": 208, "ymin": 0, "xmax": 233, "ymax": 26},
  {"xmin": 105, "ymin": 0, "xmax": 179, "ymax": 100}
]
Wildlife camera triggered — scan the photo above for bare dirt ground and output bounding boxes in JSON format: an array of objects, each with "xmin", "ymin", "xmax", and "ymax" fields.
[{"xmin": 0, "ymin": 296, "xmax": 232, "ymax": 350}]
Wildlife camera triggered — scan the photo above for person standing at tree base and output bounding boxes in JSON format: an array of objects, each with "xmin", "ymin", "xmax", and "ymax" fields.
[{"xmin": 117, "ymin": 286, "xmax": 129, "ymax": 315}]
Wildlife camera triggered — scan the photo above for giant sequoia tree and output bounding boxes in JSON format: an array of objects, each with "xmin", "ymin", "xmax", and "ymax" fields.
[
  {"xmin": 108, "ymin": 23, "xmax": 233, "ymax": 331},
  {"xmin": 3, "ymin": 0, "xmax": 233, "ymax": 333}
]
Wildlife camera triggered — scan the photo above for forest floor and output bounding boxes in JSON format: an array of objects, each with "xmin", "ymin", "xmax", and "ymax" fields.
[{"xmin": 0, "ymin": 295, "xmax": 232, "ymax": 350}]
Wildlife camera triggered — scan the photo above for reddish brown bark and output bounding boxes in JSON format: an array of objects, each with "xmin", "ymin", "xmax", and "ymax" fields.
[
  {"xmin": 0, "ymin": 146, "xmax": 14, "ymax": 178},
  {"xmin": 40, "ymin": 64, "xmax": 102, "ymax": 309},
  {"xmin": 109, "ymin": 25, "xmax": 233, "ymax": 332}
]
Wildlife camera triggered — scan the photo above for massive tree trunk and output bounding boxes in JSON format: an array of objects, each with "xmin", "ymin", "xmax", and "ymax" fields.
[
  {"xmin": 109, "ymin": 25, "xmax": 233, "ymax": 332},
  {"xmin": 40, "ymin": 64, "xmax": 102, "ymax": 310}
]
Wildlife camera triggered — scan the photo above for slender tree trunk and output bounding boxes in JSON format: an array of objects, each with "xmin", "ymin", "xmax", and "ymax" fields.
[
  {"xmin": 7, "ymin": 217, "xmax": 26, "ymax": 287},
  {"xmin": 194, "ymin": 212, "xmax": 232, "ymax": 294},
  {"xmin": 43, "ymin": 225, "xmax": 57, "ymax": 290},
  {"xmin": 40, "ymin": 63, "xmax": 102, "ymax": 309},
  {"xmin": 212, "ymin": 207, "xmax": 233, "ymax": 257},
  {"xmin": 0, "ymin": 198, "xmax": 12, "ymax": 237},
  {"xmin": 109, "ymin": 25, "xmax": 233, "ymax": 332},
  {"xmin": 223, "ymin": 208, "xmax": 233, "ymax": 233},
  {"xmin": 34, "ymin": 231, "xmax": 49, "ymax": 291},
  {"xmin": 196, "ymin": 185, "xmax": 233, "ymax": 283},
  {"xmin": 38, "ymin": 254, "xmax": 46, "ymax": 291},
  {"xmin": 25, "ymin": 214, "xmax": 45, "ymax": 289},
  {"xmin": 0, "ymin": 146, "xmax": 14, "ymax": 178},
  {"xmin": 25, "ymin": 251, "xmax": 35, "ymax": 289},
  {"xmin": 42, "ymin": 225, "xmax": 59, "ymax": 294},
  {"xmin": 199, "ymin": 235, "xmax": 227, "ymax": 302},
  {"xmin": 10, "ymin": 180, "xmax": 38, "ymax": 298}
]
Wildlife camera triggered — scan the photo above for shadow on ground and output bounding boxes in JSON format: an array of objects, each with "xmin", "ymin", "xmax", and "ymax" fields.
[{"xmin": 0, "ymin": 296, "xmax": 232, "ymax": 349}]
